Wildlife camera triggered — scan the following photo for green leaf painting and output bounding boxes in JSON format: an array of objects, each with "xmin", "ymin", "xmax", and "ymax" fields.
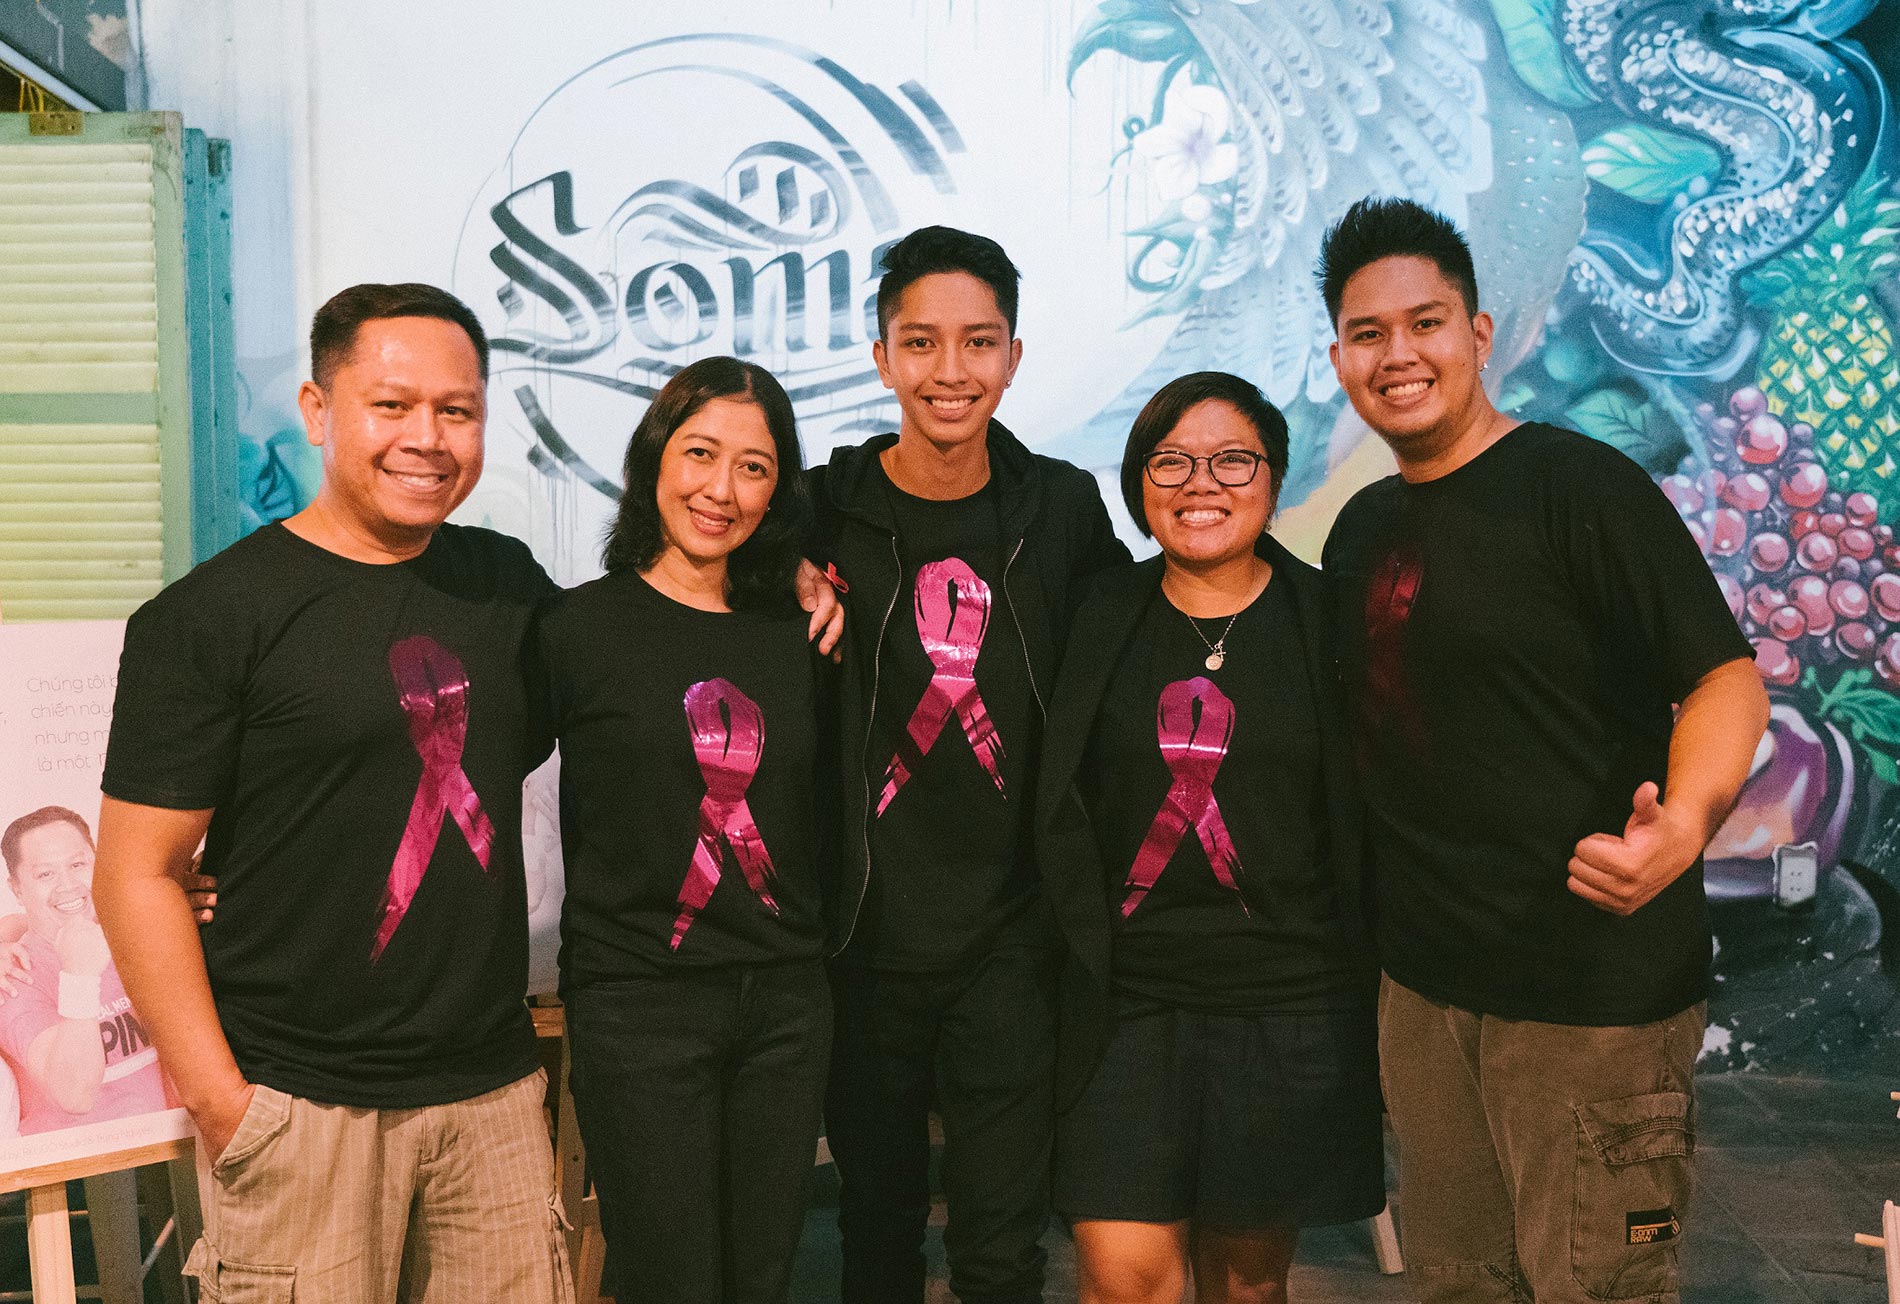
[
  {"xmin": 1487, "ymin": 0, "xmax": 1598, "ymax": 108},
  {"xmin": 1565, "ymin": 388, "xmax": 1687, "ymax": 473},
  {"xmin": 1069, "ymin": 0, "xmax": 1189, "ymax": 82},
  {"xmin": 1496, "ymin": 379, "xmax": 1536, "ymax": 413},
  {"xmin": 1541, "ymin": 335, "xmax": 1606, "ymax": 387},
  {"xmin": 1583, "ymin": 127, "xmax": 1723, "ymax": 203},
  {"xmin": 1816, "ymin": 669, "xmax": 1900, "ymax": 751}
]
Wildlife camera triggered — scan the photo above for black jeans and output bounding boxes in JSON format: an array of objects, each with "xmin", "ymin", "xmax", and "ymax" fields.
[
  {"xmin": 825, "ymin": 944, "xmax": 1058, "ymax": 1304},
  {"xmin": 566, "ymin": 961, "xmax": 832, "ymax": 1304}
]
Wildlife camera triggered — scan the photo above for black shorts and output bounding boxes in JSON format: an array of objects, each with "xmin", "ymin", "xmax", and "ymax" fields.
[{"xmin": 1054, "ymin": 999, "xmax": 1385, "ymax": 1229}]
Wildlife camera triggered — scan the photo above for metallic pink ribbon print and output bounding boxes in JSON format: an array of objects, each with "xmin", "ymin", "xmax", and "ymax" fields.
[
  {"xmin": 671, "ymin": 678, "xmax": 780, "ymax": 951},
  {"xmin": 1363, "ymin": 543, "xmax": 1428, "ymax": 756},
  {"xmin": 374, "ymin": 636, "xmax": 497, "ymax": 963},
  {"xmin": 1121, "ymin": 676, "xmax": 1245, "ymax": 918},
  {"xmin": 876, "ymin": 558, "xmax": 1007, "ymax": 815}
]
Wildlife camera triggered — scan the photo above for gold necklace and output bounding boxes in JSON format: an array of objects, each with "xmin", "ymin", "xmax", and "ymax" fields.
[{"xmin": 1183, "ymin": 608, "xmax": 1241, "ymax": 671}]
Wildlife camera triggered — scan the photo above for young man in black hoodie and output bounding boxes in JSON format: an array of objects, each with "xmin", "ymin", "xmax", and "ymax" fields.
[{"xmin": 811, "ymin": 227, "xmax": 1130, "ymax": 1304}]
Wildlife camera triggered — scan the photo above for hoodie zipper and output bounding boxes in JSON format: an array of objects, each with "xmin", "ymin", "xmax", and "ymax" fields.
[
  {"xmin": 1000, "ymin": 536, "xmax": 1045, "ymax": 719},
  {"xmin": 842, "ymin": 525, "xmax": 1043, "ymax": 953},
  {"xmin": 840, "ymin": 532, "xmax": 905, "ymax": 954}
]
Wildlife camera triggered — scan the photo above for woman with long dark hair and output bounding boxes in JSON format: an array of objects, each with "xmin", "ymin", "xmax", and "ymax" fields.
[
  {"xmin": 1038, "ymin": 372, "xmax": 1385, "ymax": 1303},
  {"xmin": 539, "ymin": 356, "xmax": 829, "ymax": 1304}
]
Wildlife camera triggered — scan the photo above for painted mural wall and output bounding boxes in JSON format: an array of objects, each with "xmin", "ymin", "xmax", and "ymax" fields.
[{"xmin": 138, "ymin": 0, "xmax": 1900, "ymax": 1071}]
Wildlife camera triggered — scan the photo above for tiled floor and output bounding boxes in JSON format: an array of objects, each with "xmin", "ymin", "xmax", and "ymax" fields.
[{"xmin": 789, "ymin": 1072, "xmax": 1900, "ymax": 1302}]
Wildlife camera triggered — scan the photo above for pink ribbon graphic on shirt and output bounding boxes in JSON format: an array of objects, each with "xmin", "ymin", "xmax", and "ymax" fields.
[
  {"xmin": 373, "ymin": 635, "xmax": 496, "ymax": 963},
  {"xmin": 671, "ymin": 678, "xmax": 780, "ymax": 950},
  {"xmin": 1363, "ymin": 543, "xmax": 1428, "ymax": 755},
  {"xmin": 876, "ymin": 558, "xmax": 1007, "ymax": 815},
  {"xmin": 1120, "ymin": 676, "xmax": 1245, "ymax": 918}
]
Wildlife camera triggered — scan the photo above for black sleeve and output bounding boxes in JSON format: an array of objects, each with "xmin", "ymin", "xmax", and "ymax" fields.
[
  {"xmin": 523, "ymin": 593, "xmax": 561, "ymax": 770},
  {"xmin": 804, "ymin": 465, "xmax": 837, "ymax": 568},
  {"xmin": 101, "ymin": 583, "xmax": 247, "ymax": 811},
  {"xmin": 1075, "ymin": 472, "xmax": 1133, "ymax": 579},
  {"xmin": 1318, "ymin": 506, "xmax": 1346, "ymax": 573},
  {"xmin": 1319, "ymin": 487, "xmax": 1373, "ymax": 576},
  {"xmin": 1558, "ymin": 442, "xmax": 1754, "ymax": 700},
  {"xmin": 504, "ymin": 535, "xmax": 562, "ymax": 771},
  {"xmin": 809, "ymin": 641, "xmax": 845, "ymax": 909}
]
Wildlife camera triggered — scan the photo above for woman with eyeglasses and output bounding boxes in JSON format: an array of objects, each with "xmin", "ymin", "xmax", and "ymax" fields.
[{"xmin": 1037, "ymin": 372, "xmax": 1384, "ymax": 1303}]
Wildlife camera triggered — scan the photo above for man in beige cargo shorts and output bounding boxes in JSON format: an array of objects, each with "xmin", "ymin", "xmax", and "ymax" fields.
[
  {"xmin": 1318, "ymin": 199, "xmax": 1769, "ymax": 1302},
  {"xmin": 92, "ymin": 284, "xmax": 573, "ymax": 1303}
]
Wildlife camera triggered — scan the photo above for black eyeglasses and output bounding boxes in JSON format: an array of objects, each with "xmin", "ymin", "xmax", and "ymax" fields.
[{"xmin": 1143, "ymin": 449, "xmax": 1268, "ymax": 488}]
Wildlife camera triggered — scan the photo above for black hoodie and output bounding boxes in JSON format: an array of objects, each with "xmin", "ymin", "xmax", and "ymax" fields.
[
  {"xmin": 808, "ymin": 421, "xmax": 1131, "ymax": 957},
  {"xmin": 1034, "ymin": 537, "xmax": 1378, "ymax": 1110}
]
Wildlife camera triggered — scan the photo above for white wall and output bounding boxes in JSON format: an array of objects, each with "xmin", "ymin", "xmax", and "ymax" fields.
[{"xmin": 133, "ymin": 0, "xmax": 1575, "ymax": 571}]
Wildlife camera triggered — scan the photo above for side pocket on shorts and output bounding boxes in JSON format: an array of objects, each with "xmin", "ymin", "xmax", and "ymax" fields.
[
  {"xmin": 1571, "ymin": 1090, "xmax": 1694, "ymax": 1301},
  {"xmin": 182, "ymin": 1238, "xmax": 218, "ymax": 1301},
  {"xmin": 548, "ymin": 1191, "xmax": 576, "ymax": 1304},
  {"xmin": 182, "ymin": 1239, "xmax": 296, "ymax": 1303},
  {"xmin": 217, "ymin": 1263, "xmax": 296, "ymax": 1303},
  {"xmin": 211, "ymin": 1085, "xmax": 292, "ymax": 1179}
]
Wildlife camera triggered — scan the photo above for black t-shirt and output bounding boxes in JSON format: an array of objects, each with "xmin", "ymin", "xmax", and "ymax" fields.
[
  {"xmin": 853, "ymin": 474, "xmax": 1041, "ymax": 970},
  {"xmin": 1083, "ymin": 580, "xmax": 1355, "ymax": 1013},
  {"xmin": 541, "ymin": 572, "xmax": 824, "ymax": 981},
  {"xmin": 102, "ymin": 523, "xmax": 553, "ymax": 1107},
  {"xmin": 1322, "ymin": 424, "xmax": 1752, "ymax": 1025}
]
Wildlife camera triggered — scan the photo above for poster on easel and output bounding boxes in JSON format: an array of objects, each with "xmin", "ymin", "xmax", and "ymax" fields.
[
  {"xmin": 0, "ymin": 619, "xmax": 192, "ymax": 1181},
  {"xmin": 523, "ymin": 751, "xmax": 564, "ymax": 997}
]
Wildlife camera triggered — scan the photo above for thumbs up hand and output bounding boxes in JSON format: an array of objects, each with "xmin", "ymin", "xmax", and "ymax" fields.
[{"xmin": 1567, "ymin": 782, "xmax": 1701, "ymax": 917}]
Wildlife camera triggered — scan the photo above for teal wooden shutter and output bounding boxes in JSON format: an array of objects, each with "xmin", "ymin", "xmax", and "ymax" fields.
[{"xmin": 0, "ymin": 111, "xmax": 234, "ymax": 621}]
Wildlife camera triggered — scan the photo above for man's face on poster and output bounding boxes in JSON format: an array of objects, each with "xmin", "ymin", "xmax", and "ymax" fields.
[{"xmin": 9, "ymin": 820, "xmax": 97, "ymax": 942}]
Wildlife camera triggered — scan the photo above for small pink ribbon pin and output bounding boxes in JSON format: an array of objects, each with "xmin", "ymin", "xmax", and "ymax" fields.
[
  {"xmin": 876, "ymin": 558, "xmax": 1007, "ymax": 815},
  {"xmin": 1121, "ymin": 676, "xmax": 1245, "ymax": 918},
  {"xmin": 374, "ymin": 636, "xmax": 496, "ymax": 963},
  {"xmin": 671, "ymin": 678, "xmax": 780, "ymax": 950}
]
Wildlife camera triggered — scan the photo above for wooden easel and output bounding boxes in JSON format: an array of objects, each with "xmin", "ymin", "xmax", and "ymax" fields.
[
  {"xmin": 531, "ymin": 1001, "xmax": 608, "ymax": 1303},
  {"xmin": 1850, "ymin": 1091, "xmax": 1900, "ymax": 1304},
  {"xmin": 0, "ymin": 1137, "xmax": 198, "ymax": 1304}
]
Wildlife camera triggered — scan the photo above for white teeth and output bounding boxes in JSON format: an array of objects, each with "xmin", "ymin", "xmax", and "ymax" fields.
[
  {"xmin": 1178, "ymin": 509, "xmax": 1227, "ymax": 525},
  {"xmin": 1383, "ymin": 380, "xmax": 1430, "ymax": 399},
  {"xmin": 53, "ymin": 899, "xmax": 84, "ymax": 913},
  {"xmin": 926, "ymin": 397, "xmax": 975, "ymax": 414},
  {"xmin": 389, "ymin": 472, "xmax": 445, "ymax": 489}
]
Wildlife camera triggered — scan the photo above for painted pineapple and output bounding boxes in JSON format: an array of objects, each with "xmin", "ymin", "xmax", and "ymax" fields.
[{"xmin": 1746, "ymin": 174, "xmax": 1900, "ymax": 515}]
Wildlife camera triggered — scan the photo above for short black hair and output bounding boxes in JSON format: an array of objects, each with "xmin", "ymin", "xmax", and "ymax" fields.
[
  {"xmin": 1119, "ymin": 371, "xmax": 1289, "ymax": 538},
  {"xmin": 309, "ymin": 283, "xmax": 490, "ymax": 389},
  {"xmin": 1317, "ymin": 198, "xmax": 1480, "ymax": 324},
  {"xmin": 875, "ymin": 226, "xmax": 1021, "ymax": 339},
  {"xmin": 1, "ymin": 806, "xmax": 91, "ymax": 880},
  {"xmin": 602, "ymin": 356, "xmax": 812, "ymax": 612}
]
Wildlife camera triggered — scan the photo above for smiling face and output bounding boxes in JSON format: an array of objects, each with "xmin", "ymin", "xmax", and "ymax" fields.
[
  {"xmin": 652, "ymin": 397, "xmax": 780, "ymax": 573},
  {"xmin": 1329, "ymin": 254, "xmax": 1495, "ymax": 468},
  {"xmin": 296, "ymin": 316, "xmax": 487, "ymax": 561},
  {"xmin": 873, "ymin": 272, "xmax": 1022, "ymax": 454},
  {"xmin": 8, "ymin": 819, "xmax": 95, "ymax": 944},
  {"xmin": 1143, "ymin": 399, "xmax": 1276, "ymax": 574}
]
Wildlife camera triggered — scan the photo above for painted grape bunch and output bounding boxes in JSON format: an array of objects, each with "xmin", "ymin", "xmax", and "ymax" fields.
[{"xmin": 1668, "ymin": 385, "xmax": 1900, "ymax": 689}]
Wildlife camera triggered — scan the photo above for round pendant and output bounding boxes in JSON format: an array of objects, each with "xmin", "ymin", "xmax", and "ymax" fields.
[{"xmin": 1205, "ymin": 650, "xmax": 1225, "ymax": 671}]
